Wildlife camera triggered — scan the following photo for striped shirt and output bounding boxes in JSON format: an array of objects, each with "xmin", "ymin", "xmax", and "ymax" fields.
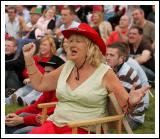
[{"xmin": 117, "ymin": 62, "xmax": 145, "ymax": 124}]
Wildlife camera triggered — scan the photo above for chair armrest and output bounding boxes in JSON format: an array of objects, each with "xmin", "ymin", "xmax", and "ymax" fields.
[
  {"xmin": 67, "ymin": 114, "xmax": 124, "ymax": 134},
  {"xmin": 38, "ymin": 102, "xmax": 57, "ymax": 109},
  {"xmin": 67, "ymin": 114, "xmax": 124, "ymax": 128},
  {"xmin": 37, "ymin": 102, "xmax": 57, "ymax": 124}
]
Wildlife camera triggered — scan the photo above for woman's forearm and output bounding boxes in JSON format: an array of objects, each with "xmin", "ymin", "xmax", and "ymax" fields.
[{"xmin": 24, "ymin": 55, "xmax": 43, "ymax": 91}]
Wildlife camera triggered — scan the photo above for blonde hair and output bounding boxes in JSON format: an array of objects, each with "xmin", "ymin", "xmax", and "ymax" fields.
[
  {"xmin": 39, "ymin": 35, "xmax": 56, "ymax": 57},
  {"xmin": 93, "ymin": 11, "xmax": 104, "ymax": 23},
  {"xmin": 68, "ymin": 34, "xmax": 105, "ymax": 67}
]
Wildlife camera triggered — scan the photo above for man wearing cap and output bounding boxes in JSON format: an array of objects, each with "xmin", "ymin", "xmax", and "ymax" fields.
[
  {"xmin": 5, "ymin": 55, "xmax": 64, "ymax": 134},
  {"xmin": 26, "ymin": 7, "xmax": 42, "ymax": 30},
  {"xmin": 16, "ymin": 7, "xmax": 42, "ymax": 52},
  {"xmin": 22, "ymin": 23, "xmax": 149, "ymax": 134}
]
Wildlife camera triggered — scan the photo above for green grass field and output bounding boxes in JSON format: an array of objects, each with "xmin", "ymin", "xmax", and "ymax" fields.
[{"xmin": 5, "ymin": 89, "xmax": 155, "ymax": 134}]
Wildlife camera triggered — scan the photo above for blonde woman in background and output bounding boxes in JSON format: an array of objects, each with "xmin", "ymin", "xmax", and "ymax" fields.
[{"xmin": 91, "ymin": 11, "xmax": 112, "ymax": 45}]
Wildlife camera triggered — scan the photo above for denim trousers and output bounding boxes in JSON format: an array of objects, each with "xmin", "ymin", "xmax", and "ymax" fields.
[
  {"xmin": 141, "ymin": 65, "xmax": 155, "ymax": 82},
  {"xmin": 5, "ymin": 113, "xmax": 37, "ymax": 134},
  {"xmin": 21, "ymin": 90, "xmax": 42, "ymax": 105},
  {"xmin": 5, "ymin": 84, "xmax": 33, "ymax": 104}
]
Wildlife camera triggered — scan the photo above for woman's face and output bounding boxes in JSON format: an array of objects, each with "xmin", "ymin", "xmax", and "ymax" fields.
[
  {"xmin": 68, "ymin": 35, "xmax": 88, "ymax": 62},
  {"xmin": 91, "ymin": 13, "xmax": 100, "ymax": 25},
  {"xmin": 39, "ymin": 40, "xmax": 51, "ymax": 57},
  {"xmin": 45, "ymin": 9, "xmax": 54, "ymax": 19},
  {"xmin": 63, "ymin": 39, "xmax": 69, "ymax": 52}
]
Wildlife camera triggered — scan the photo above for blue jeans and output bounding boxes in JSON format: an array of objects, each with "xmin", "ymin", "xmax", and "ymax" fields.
[
  {"xmin": 5, "ymin": 84, "xmax": 33, "ymax": 104},
  {"xmin": 141, "ymin": 65, "xmax": 155, "ymax": 82},
  {"xmin": 5, "ymin": 113, "xmax": 37, "ymax": 134},
  {"xmin": 21, "ymin": 89, "xmax": 42, "ymax": 105},
  {"xmin": 5, "ymin": 125, "xmax": 36, "ymax": 134},
  {"xmin": 126, "ymin": 116, "xmax": 143, "ymax": 130}
]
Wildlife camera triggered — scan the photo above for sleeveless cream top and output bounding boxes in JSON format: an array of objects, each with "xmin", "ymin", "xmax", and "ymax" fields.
[{"xmin": 48, "ymin": 60, "xmax": 111, "ymax": 127}]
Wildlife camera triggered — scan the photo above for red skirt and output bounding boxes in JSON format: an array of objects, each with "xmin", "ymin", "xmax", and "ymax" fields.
[{"xmin": 29, "ymin": 120, "xmax": 89, "ymax": 134}]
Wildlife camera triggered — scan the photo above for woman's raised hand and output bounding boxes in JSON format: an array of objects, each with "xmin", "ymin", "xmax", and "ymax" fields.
[
  {"xmin": 22, "ymin": 42, "xmax": 36, "ymax": 57},
  {"xmin": 129, "ymin": 83, "xmax": 150, "ymax": 106}
]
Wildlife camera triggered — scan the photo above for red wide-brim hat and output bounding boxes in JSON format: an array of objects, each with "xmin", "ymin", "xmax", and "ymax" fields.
[{"xmin": 62, "ymin": 23, "xmax": 106, "ymax": 55}]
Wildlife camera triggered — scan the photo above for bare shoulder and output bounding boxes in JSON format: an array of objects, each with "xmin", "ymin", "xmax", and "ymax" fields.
[{"xmin": 102, "ymin": 69, "xmax": 119, "ymax": 90}]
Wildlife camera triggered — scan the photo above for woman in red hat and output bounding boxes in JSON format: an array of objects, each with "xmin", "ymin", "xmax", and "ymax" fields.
[{"xmin": 22, "ymin": 23, "xmax": 150, "ymax": 134}]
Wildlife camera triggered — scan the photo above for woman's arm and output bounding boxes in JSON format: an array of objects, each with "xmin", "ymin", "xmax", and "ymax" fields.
[
  {"xmin": 103, "ymin": 69, "xmax": 150, "ymax": 112},
  {"xmin": 25, "ymin": 56, "xmax": 63, "ymax": 92},
  {"xmin": 23, "ymin": 43, "xmax": 64, "ymax": 92},
  {"xmin": 103, "ymin": 69, "xmax": 129, "ymax": 108}
]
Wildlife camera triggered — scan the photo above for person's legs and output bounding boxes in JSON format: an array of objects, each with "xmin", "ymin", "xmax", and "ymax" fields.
[
  {"xmin": 22, "ymin": 90, "xmax": 42, "ymax": 105},
  {"xmin": 14, "ymin": 84, "xmax": 33, "ymax": 98},
  {"xmin": 5, "ymin": 70, "xmax": 22, "ymax": 90},
  {"xmin": 5, "ymin": 124, "xmax": 36, "ymax": 134},
  {"xmin": 5, "ymin": 95, "xmax": 13, "ymax": 104},
  {"xmin": 13, "ymin": 126, "xmax": 36, "ymax": 134},
  {"xmin": 5, "ymin": 113, "xmax": 37, "ymax": 134},
  {"xmin": 126, "ymin": 116, "xmax": 142, "ymax": 130},
  {"xmin": 143, "ymin": 92, "xmax": 149, "ymax": 110},
  {"xmin": 140, "ymin": 65, "xmax": 155, "ymax": 83}
]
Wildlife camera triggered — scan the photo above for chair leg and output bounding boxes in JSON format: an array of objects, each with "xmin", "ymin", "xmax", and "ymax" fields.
[
  {"xmin": 41, "ymin": 108, "xmax": 47, "ymax": 124},
  {"xmin": 72, "ymin": 127, "xmax": 78, "ymax": 134},
  {"xmin": 116, "ymin": 120, "xmax": 122, "ymax": 134}
]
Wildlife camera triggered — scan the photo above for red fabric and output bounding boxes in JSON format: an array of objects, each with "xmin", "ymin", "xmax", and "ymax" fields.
[
  {"xmin": 114, "ymin": 6, "xmax": 126, "ymax": 15},
  {"xmin": 107, "ymin": 31, "xmax": 119, "ymax": 46},
  {"xmin": 5, "ymin": 32, "xmax": 10, "ymax": 40},
  {"xmin": 92, "ymin": 5, "xmax": 103, "ymax": 12},
  {"xmin": 62, "ymin": 23, "xmax": 107, "ymax": 56},
  {"xmin": 29, "ymin": 121, "xmax": 89, "ymax": 134},
  {"xmin": 106, "ymin": 31, "xmax": 128, "ymax": 46},
  {"xmin": 23, "ymin": 55, "xmax": 50, "ymax": 78},
  {"xmin": 15, "ymin": 90, "xmax": 57, "ymax": 125},
  {"xmin": 23, "ymin": 115, "xmax": 40, "ymax": 126},
  {"xmin": 57, "ymin": 5, "xmax": 64, "ymax": 11}
]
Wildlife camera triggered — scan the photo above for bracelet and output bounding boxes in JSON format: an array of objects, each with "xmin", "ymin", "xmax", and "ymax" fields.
[
  {"xmin": 28, "ymin": 69, "xmax": 37, "ymax": 75},
  {"xmin": 123, "ymin": 98, "xmax": 137, "ymax": 115},
  {"xmin": 27, "ymin": 64, "xmax": 37, "ymax": 75},
  {"xmin": 25, "ymin": 62, "xmax": 34, "ymax": 67}
]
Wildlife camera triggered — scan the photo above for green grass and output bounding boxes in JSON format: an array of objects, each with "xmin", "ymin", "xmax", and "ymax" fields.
[
  {"xmin": 5, "ymin": 103, "xmax": 24, "ymax": 115},
  {"xmin": 133, "ymin": 88, "xmax": 155, "ymax": 134},
  {"xmin": 5, "ymin": 89, "xmax": 155, "ymax": 134}
]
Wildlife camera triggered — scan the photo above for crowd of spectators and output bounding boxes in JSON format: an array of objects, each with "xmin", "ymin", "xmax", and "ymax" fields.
[{"xmin": 5, "ymin": 5, "xmax": 155, "ymax": 133}]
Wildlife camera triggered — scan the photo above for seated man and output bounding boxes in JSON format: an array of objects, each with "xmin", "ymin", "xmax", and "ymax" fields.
[
  {"xmin": 106, "ymin": 42, "xmax": 149, "ymax": 129},
  {"xmin": 5, "ymin": 37, "xmax": 24, "ymax": 90},
  {"xmin": 5, "ymin": 55, "xmax": 65, "ymax": 134},
  {"xmin": 128, "ymin": 26, "xmax": 155, "ymax": 83}
]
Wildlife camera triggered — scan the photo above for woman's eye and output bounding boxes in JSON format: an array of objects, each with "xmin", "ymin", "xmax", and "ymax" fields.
[{"xmin": 76, "ymin": 40, "xmax": 81, "ymax": 42}]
